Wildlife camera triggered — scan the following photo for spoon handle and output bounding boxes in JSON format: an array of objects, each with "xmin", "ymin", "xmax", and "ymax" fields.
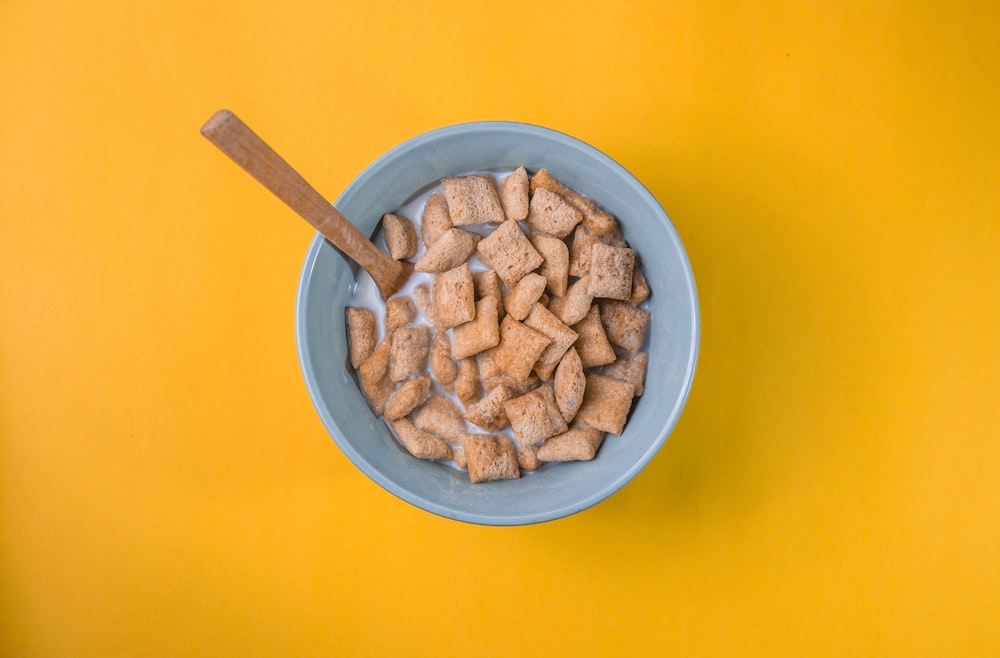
[{"xmin": 201, "ymin": 110, "xmax": 411, "ymax": 298}]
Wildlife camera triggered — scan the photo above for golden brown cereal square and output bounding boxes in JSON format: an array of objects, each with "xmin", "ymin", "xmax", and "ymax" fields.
[
  {"xmin": 462, "ymin": 433, "xmax": 521, "ymax": 483},
  {"xmin": 472, "ymin": 268, "xmax": 505, "ymax": 319},
  {"xmin": 413, "ymin": 393, "xmax": 466, "ymax": 442},
  {"xmin": 568, "ymin": 224, "xmax": 600, "ymax": 277},
  {"xmin": 415, "ymin": 228, "xmax": 481, "ymax": 273},
  {"xmin": 525, "ymin": 187, "xmax": 583, "ymax": 238},
  {"xmin": 485, "ymin": 316, "xmax": 551, "ymax": 383},
  {"xmin": 502, "ymin": 384, "xmax": 568, "ymax": 447},
  {"xmin": 421, "ymin": 191, "xmax": 453, "ymax": 247},
  {"xmin": 432, "ymin": 263, "xmax": 475, "ymax": 329},
  {"xmin": 517, "ymin": 444, "xmax": 544, "ymax": 471},
  {"xmin": 504, "ymin": 272, "xmax": 547, "ymax": 321},
  {"xmin": 602, "ymin": 350, "xmax": 648, "ymax": 396},
  {"xmin": 463, "ymin": 384, "xmax": 514, "ymax": 431},
  {"xmin": 391, "ymin": 418, "xmax": 453, "ymax": 461},
  {"xmin": 384, "ymin": 295, "xmax": 417, "ymax": 334},
  {"xmin": 629, "ymin": 264, "xmax": 651, "ymax": 305},
  {"xmin": 455, "ymin": 358, "xmax": 482, "ymax": 407},
  {"xmin": 530, "ymin": 169, "xmax": 619, "ymax": 235},
  {"xmin": 500, "ymin": 166, "xmax": 529, "ymax": 221},
  {"xmin": 452, "ymin": 295, "xmax": 501, "ymax": 359},
  {"xmin": 429, "ymin": 331, "xmax": 458, "ymax": 391},
  {"xmin": 599, "ymin": 300, "xmax": 651, "ymax": 352},
  {"xmin": 575, "ymin": 372, "xmax": 635, "ymax": 435},
  {"xmin": 476, "ymin": 219, "xmax": 544, "ymax": 287},
  {"xmin": 553, "ymin": 347, "xmax": 585, "ymax": 422},
  {"xmin": 382, "ymin": 213, "xmax": 418, "ymax": 260},
  {"xmin": 548, "ymin": 275, "xmax": 593, "ymax": 326},
  {"xmin": 384, "ymin": 373, "xmax": 432, "ymax": 421},
  {"xmin": 389, "ymin": 325, "xmax": 431, "ymax": 382},
  {"xmin": 536, "ymin": 426, "xmax": 606, "ymax": 462},
  {"xmin": 442, "ymin": 174, "xmax": 505, "ymax": 225},
  {"xmin": 572, "ymin": 304, "xmax": 616, "ymax": 368},
  {"xmin": 524, "ymin": 303, "xmax": 578, "ymax": 380},
  {"xmin": 358, "ymin": 339, "xmax": 392, "ymax": 415},
  {"xmin": 529, "ymin": 233, "xmax": 569, "ymax": 297},
  {"xmin": 346, "ymin": 307, "xmax": 377, "ymax": 369},
  {"xmin": 587, "ymin": 242, "xmax": 635, "ymax": 301}
]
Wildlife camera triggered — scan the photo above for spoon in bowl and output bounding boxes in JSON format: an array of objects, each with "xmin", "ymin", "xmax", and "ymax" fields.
[{"xmin": 200, "ymin": 109, "xmax": 413, "ymax": 299}]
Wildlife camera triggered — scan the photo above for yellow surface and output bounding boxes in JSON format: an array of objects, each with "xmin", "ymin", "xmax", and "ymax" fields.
[{"xmin": 2, "ymin": 1, "xmax": 999, "ymax": 655}]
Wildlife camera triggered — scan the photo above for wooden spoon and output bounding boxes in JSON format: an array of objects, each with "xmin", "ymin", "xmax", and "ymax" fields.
[{"xmin": 201, "ymin": 109, "xmax": 412, "ymax": 299}]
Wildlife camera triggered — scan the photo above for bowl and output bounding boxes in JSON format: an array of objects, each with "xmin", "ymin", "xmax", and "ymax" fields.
[{"xmin": 295, "ymin": 121, "xmax": 699, "ymax": 525}]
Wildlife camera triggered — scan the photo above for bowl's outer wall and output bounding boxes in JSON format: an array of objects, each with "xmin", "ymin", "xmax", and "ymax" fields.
[{"xmin": 296, "ymin": 122, "xmax": 699, "ymax": 525}]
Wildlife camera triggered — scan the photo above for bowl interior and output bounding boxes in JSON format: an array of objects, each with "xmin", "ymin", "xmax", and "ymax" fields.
[{"xmin": 296, "ymin": 122, "xmax": 699, "ymax": 525}]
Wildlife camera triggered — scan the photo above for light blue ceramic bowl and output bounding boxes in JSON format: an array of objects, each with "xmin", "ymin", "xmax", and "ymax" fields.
[{"xmin": 296, "ymin": 122, "xmax": 698, "ymax": 525}]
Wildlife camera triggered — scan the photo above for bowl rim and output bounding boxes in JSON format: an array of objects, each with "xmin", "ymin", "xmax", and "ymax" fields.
[{"xmin": 295, "ymin": 120, "xmax": 700, "ymax": 525}]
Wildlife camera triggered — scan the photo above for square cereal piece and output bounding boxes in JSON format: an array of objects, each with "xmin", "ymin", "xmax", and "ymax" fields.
[
  {"xmin": 536, "ymin": 426, "xmax": 606, "ymax": 462},
  {"xmin": 553, "ymin": 347, "xmax": 585, "ymax": 422},
  {"xmin": 390, "ymin": 418, "xmax": 453, "ymax": 461},
  {"xmin": 548, "ymin": 275, "xmax": 593, "ymax": 326},
  {"xmin": 430, "ymin": 331, "xmax": 458, "ymax": 390},
  {"xmin": 599, "ymin": 300, "xmax": 651, "ymax": 352},
  {"xmin": 602, "ymin": 350, "xmax": 648, "ymax": 396},
  {"xmin": 485, "ymin": 316, "xmax": 551, "ymax": 383},
  {"xmin": 530, "ymin": 169, "xmax": 619, "ymax": 236},
  {"xmin": 575, "ymin": 372, "xmax": 635, "ymax": 435},
  {"xmin": 346, "ymin": 307, "xmax": 377, "ymax": 369},
  {"xmin": 529, "ymin": 233, "xmax": 569, "ymax": 297},
  {"xmin": 503, "ymin": 272, "xmax": 546, "ymax": 321},
  {"xmin": 384, "ymin": 373, "xmax": 432, "ymax": 421},
  {"xmin": 472, "ymin": 268, "xmax": 505, "ymax": 319},
  {"xmin": 502, "ymin": 384, "xmax": 568, "ymax": 447},
  {"xmin": 414, "ymin": 393, "xmax": 467, "ymax": 442},
  {"xmin": 587, "ymin": 242, "xmax": 635, "ymax": 301},
  {"xmin": 384, "ymin": 295, "xmax": 417, "ymax": 334},
  {"xmin": 571, "ymin": 304, "xmax": 616, "ymax": 368},
  {"xmin": 463, "ymin": 384, "xmax": 514, "ymax": 431},
  {"xmin": 452, "ymin": 295, "xmax": 501, "ymax": 359},
  {"xmin": 517, "ymin": 444, "xmax": 544, "ymax": 471},
  {"xmin": 421, "ymin": 191, "xmax": 453, "ymax": 247},
  {"xmin": 476, "ymin": 219, "xmax": 544, "ymax": 287},
  {"xmin": 524, "ymin": 303, "xmax": 578, "ymax": 380},
  {"xmin": 525, "ymin": 187, "xmax": 583, "ymax": 238},
  {"xmin": 432, "ymin": 263, "xmax": 475, "ymax": 329},
  {"xmin": 462, "ymin": 433, "xmax": 521, "ymax": 483},
  {"xmin": 415, "ymin": 228, "xmax": 481, "ymax": 273},
  {"xmin": 629, "ymin": 264, "xmax": 651, "ymax": 305},
  {"xmin": 477, "ymin": 352, "xmax": 503, "ymax": 381},
  {"xmin": 358, "ymin": 339, "xmax": 392, "ymax": 415},
  {"xmin": 389, "ymin": 325, "xmax": 431, "ymax": 382},
  {"xmin": 500, "ymin": 166, "xmax": 529, "ymax": 221},
  {"xmin": 568, "ymin": 225, "xmax": 600, "ymax": 277},
  {"xmin": 442, "ymin": 174, "xmax": 505, "ymax": 225},
  {"xmin": 382, "ymin": 213, "xmax": 418, "ymax": 260},
  {"xmin": 455, "ymin": 357, "xmax": 481, "ymax": 407}
]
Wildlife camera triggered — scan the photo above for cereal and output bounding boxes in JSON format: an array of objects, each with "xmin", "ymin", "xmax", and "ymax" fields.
[
  {"xmin": 346, "ymin": 307, "xmax": 377, "ymax": 369},
  {"xmin": 384, "ymin": 295, "xmax": 417, "ymax": 335},
  {"xmin": 391, "ymin": 418, "xmax": 453, "ymax": 460},
  {"xmin": 572, "ymin": 304, "xmax": 616, "ymax": 368},
  {"xmin": 502, "ymin": 384, "xmax": 568, "ymax": 447},
  {"xmin": 587, "ymin": 243, "xmax": 635, "ymax": 301},
  {"xmin": 421, "ymin": 191, "xmax": 453, "ymax": 247},
  {"xmin": 348, "ymin": 166, "xmax": 653, "ymax": 483},
  {"xmin": 382, "ymin": 213, "xmax": 418, "ymax": 260},
  {"xmin": 499, "ymin": 166, "xmax": 529, "ymax": 221},
  {"xmin": 530, "ymin": 233, "xmax": 569, "ymax": 297},
  {"xmin": 525, "ymin": 187, "xmax": 583, "ymax": 238},
  {"xmin": 389, "ymin": 325, "xmax": 431, "ymax": 382},
  {"xmin": 384, "ymin": 373, "xmax": 432, "ymax": 421},
  {"xmin": 504, "ymin": 272, "xmax": 547, "ymax": 321},
  {"xmin": 442, "ymin": 174, "xmax": 505, "ymax": 225},
  {"xmin": 475, "ymin": 219, "xmax": 544, "ymax": 286},
  {"xmin": 602, "ymin": 350, "xmax": 648, "ymax": 396},
  {"xmin": 415, "ymin": 227, "xmax": 481, "ymax": 273},
  {"xmin": 462, "ymin": 433, "xmax": 520, "ymax": 483},
  {"xmin": 536, "ymin": 425, "xmax": 605, "ymax": 462},
  {"xmin": 598, "ymin": 300, "xmax": 650, "ymax": 352},
  {"xmin": 575, "ymin": 372, "xmax": 635, "ymax": 435},
  {"xmin": 432, "ymin": 263, "xmax": 475, "ymax": 329},
  {"xmin": 452, "ymin": 295, "xmax": 501, "ymax": 359}
]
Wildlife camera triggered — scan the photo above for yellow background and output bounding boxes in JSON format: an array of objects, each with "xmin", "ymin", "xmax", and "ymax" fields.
[{"xmin": 3, "ymin": 1, "xmax": 999, "ymax": 655}]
